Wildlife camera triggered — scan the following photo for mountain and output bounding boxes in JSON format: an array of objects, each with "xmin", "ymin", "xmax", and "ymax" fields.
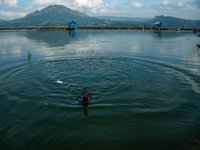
[
  {"xmin": 0, "ymin": 19, "xmax": 9, "ymax": 22},
  {"xmin": 0, "ymin": 5, "xmax": 150, "ymax": 27},
  {"xmin": 0, "ymin": 5, "xmax": 100, "ymax": 27},
  {"xmin": 94, "ymin": 16, "xmax": 151, "ymax": 22},
  {"xmin": 0, "ymin": 6, "xmax": 199, "ymax": 28},
  {"xmin": 148, "ymin": 15, "xmax": 200, "ymax": 28}
]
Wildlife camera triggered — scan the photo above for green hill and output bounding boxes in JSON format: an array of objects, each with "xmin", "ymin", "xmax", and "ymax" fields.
[
  {"xmin": 0, "ymin": 5, "xmax": 100, "ymax": 27},
  {"xmin": 0, "ymin": 6, "xmax": 199, "ymax": 28},
  {"xmin": 0, "ymin": 5, "xmax": 151, "ymax": 27},
  {"xmin": 93, "ymin": 16, "xmax": 151, "ymax": 22},
  {"xmin": 148, "ymin": 15, "xmax": 200, "ymax": 28},
  {"xmin": 0, "ymin": 19, "xmax": 9, "ymax": 22}
]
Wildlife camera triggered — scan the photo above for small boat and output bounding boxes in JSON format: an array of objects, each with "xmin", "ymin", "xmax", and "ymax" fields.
[{"xmin": 78, "ymin": 87, "xmax": 91, "ymax": 105}]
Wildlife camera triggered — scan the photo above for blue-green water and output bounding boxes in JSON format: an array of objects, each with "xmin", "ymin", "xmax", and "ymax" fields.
[{"xmin": 0, "ymin": 29, "xmax": 200, "ymax": 150}]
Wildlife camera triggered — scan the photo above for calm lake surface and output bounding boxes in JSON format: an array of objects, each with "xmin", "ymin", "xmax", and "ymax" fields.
[{"xmin": 0, "ymin": 29, "xmax": 200, "ymax": 150}]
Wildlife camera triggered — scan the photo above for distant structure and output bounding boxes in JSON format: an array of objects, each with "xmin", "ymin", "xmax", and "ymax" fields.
[
  {"xmin": 154, "ymin": 22, "xmax": 162, "ymax": 28},
  {"xmin": 68, "ymin": 21, "xmax": 76, "ymax": 29}
]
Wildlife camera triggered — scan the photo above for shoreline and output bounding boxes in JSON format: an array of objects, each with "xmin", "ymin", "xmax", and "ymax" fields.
[{"xmin": 0, "ymin": 26, "xmax": 198, "ymax": 31}]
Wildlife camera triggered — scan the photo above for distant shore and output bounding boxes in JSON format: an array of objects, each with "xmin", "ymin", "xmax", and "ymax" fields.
[{"xmin": 0, "ymin": 26, "xmax": 198, "ymax": 31}]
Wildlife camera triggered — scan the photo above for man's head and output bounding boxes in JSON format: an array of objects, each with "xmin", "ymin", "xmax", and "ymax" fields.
[{"xmin": 84, "ymin": 93, "xmax": 88, "ymax": 99}]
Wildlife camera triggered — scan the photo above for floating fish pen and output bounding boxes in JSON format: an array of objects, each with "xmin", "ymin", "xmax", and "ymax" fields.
[
  {"xmin": 0, "ymin": 27, "xmax": 198, "ymax": 31},
  {"xmin": 77, "ymin": 27, "xmax": 147, "ymax": 30}
]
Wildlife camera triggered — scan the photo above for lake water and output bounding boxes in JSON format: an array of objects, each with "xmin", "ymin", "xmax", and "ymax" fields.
[{"xmin": 0, "ymin": 29, "xmax": 200, "ymax": 150}]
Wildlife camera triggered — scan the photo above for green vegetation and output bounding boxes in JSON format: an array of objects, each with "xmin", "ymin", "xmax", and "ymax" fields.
[
  {"xmin": 0, "ymin": 5, "xmax": 199, "ymax": 28},
  {"xmin": 0, "ymin": 5, "xmax": 99, "ymax": 27},
  {"xmin": 93, "ymin": 16, "xmax": 151, "ymax": 22},
  {"xmin": 148, "ymin": 15, "xmax": 200, "ymax": 28}
]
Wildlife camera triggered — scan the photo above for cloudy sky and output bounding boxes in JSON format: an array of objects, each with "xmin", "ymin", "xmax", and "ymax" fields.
[{"xmin": 0, "ymin": 0, "xmax": 200, "ymax": 20}]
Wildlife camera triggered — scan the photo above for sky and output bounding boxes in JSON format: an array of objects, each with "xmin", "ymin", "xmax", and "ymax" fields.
[{"xmin": 0, "ymin": 0, "xmax": 200, "ymax": 20}]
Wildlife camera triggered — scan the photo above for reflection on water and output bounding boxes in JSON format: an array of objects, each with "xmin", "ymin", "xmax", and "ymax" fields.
[
  {"xmin": 154, "ymin": 30, "xmax": 161, "ymax": 37},
  {"xmin": 197, "ymin": 44, "xmax": 200, "ymax": 57},
  {"xmin": 83, "ymin": 105, "xmax": 88, "ymax": 116},
  {"xmin": 0, "ymin": 29, "xmax": 200, "ymax": 150},
  {"xmin": 27, "ymin": 51, "xmax": 31, "ymax": 61},
  {"xmin": 69, "ymin": 30, "xmax": 75, "ymax": 37},
  {"xmin": 24, "ymin": 30, "xmax": 81, "ymax": 47}
]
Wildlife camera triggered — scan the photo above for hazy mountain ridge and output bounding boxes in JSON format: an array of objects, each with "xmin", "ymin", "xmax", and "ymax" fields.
[
  {"xmin": 0, "ymin": 19, "xmax": 9, "ymax": 22},
  {"xmin": 149, "ymin": 15, "xmax": 200, "ymax": 28},
  {"xmin": 0, "ymin": 5, "xmax": 199, "ymax": 28},
  {"xmin": 94, "ymin": 16, "xmax": 151, "ymax": 22}
]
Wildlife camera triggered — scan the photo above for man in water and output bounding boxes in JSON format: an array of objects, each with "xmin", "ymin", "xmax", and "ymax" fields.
[{"xmin": 83, "ymin": 93, "xmax": 88, "ymax": 103}]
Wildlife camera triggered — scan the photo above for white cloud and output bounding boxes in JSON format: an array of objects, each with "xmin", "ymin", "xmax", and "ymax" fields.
[
  {"xmin": 131, "ymin": 2, "xmax": 143, "ymax": 8},
  {"xmin": 92, "ymin": 8, "xmax": 119, "ymax": 14},
  {"xmin": 120, "ymin": 1, "xmax": 143, "ymax": 8},
  {"xmin": 0, "ymin": 0, "xmax": 2, "ymax": 6},
  {"xmin": 32, "ymin": 0, "xmax": 60, "ymax": 7},
  {"xmin": 91, "ymin": 6, "xmax": 103, "ymax": 13},
  {"xmin": 106, "ymin": 3, "xmax": 118, "ymax": 10},
  {"xmin": 31, "ymin": 0, "xmax": 103, "ymax": 9},
  {"xmin": 179, "ymin": 7, "xmax": 200, "ymax": 12},
  {"xmin": 75, "ymin": 0, "xmax": 103, "ymax": 9},
  {"xmin": 0, "ymin": 10, "xmax": 26, "ymax": 17},
  {"xmin": 29, "ymin": 0, "xmax": 104, "ymax": 15},
  {"xmin": 4, "ymin": 0, "xmax": 18, "ymax": 7},
  {"xmin": 153, "ymin": 1, "xmax": 185, "ymax": 9}
]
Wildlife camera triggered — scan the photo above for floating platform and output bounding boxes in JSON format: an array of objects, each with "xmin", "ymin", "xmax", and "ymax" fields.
[{"xmin": 76, "ymin": 27, "xmax": 195, "ymax": 31}]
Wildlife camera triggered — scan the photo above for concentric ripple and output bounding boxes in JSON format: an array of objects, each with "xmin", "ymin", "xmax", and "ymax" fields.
[{"xmin": 1, "ymin": 53, "xmax": 198, "ymax": 112}]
